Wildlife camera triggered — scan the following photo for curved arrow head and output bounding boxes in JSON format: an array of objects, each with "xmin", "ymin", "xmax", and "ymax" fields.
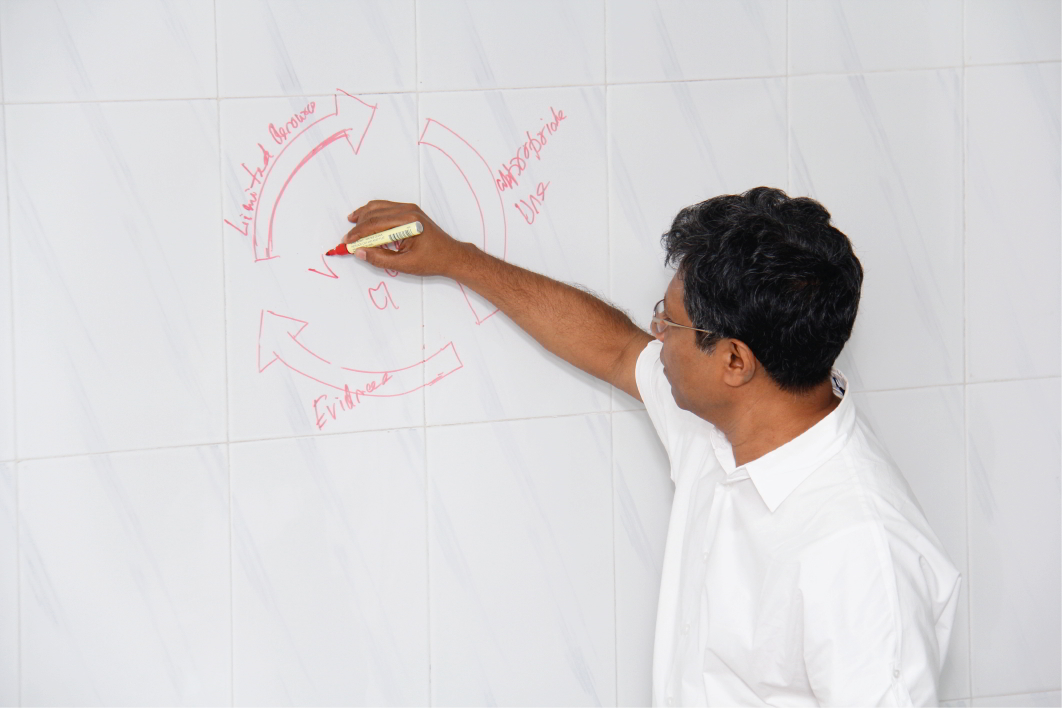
[{"xmin": 257, "ymin": 309, "xmax": 309, "ymax": 372}]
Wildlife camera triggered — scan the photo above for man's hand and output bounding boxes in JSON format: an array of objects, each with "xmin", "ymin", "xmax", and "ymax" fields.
[{"xmin": 343, "ymin": 200, "xmax": 467, "ymax": 277}]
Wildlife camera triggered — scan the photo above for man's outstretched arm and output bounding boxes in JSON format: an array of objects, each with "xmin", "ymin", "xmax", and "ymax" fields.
[{"xmin": 340, "ymin": 200, "xmax": 651, "ymax": 401}]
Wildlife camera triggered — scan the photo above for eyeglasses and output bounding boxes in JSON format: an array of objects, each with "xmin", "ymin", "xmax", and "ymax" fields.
[{"xmin": 650, "ymin": 299, "xmax": 715, "ymax": 338}]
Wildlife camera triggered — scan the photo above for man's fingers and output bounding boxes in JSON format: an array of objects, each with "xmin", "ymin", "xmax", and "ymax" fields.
[
  {"xmin": 342, "ymin": 207, "xmax": 416, "ymax": 243},
  {"xmin": 358, "ymin": 246, "xmax": 401, "ymax": 268},
  {"xmin": 348, "ymin": 199, "xmax": 408, "ymax": 221}
]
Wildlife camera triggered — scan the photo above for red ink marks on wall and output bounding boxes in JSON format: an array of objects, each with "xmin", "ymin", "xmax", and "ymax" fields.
[
  {"xmin": 514, "ymin": 181, "xmax": 551, "ymax": 225},
  {"xmin": 307, "ymin": 253, "xmax": 339, "ymax": 279},
  {"xmin": 368, "ymin": 282, "xmax": 399, "ymax": 310},
  {"xmin": 224, "ymin": 143, "xmax": 273, "ymax": 239},
  {"xmin": 266, "ymin": 127, "xmax": 354, "ymax": 268},
  {"xmin": 231, "ymin": 91, "xmax": 566, "ymax": 428},
  {"xmin": 418, "ymin": 118, "xmax": 509, "ymax": 324},
  {"xmin": 257, "ymin": 309, "xmax": 463, "ymax": 428},
  {"xmin": 226, "ymin": 90, "xmax": 376, "ymax": 265},
  {"xmin": 312, "ymin": 372, "xmax": 392, "ymax": 430},
  {"xmin": 269, "ymin": 101, "xmax": 316, "ymax": 146},
  {"xmin": 494, "ymin": 106, "xmax": 566, "ymax": 192}
]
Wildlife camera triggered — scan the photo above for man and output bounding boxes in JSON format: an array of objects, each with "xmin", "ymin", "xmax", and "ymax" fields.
[{"xmin": 344, "ymin": 187, "xmax": 961, "ymax": 706}]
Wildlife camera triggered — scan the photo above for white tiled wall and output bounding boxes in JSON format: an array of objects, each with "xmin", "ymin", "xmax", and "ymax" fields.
[
  {"xmin": 0, "ymin": 463, "xmax": 15, "ymax": 706},
  {"xmin": 965, "ymin": 61, "xmax": 1061, "ymax": 382},
  {"xmin": 0, "ymin": 1, "xmax": 1058, "ymax": 706},
  {"xmin": 428, "ymin": 414, "xmax": 615, "ymax": 705},
  {"xmin": 230, "ymin": 430, "xmax": 430, "ymax": 705},
  {"xmin": 18, "ymin": 447, "xmax": 231, "ymax": 705}
]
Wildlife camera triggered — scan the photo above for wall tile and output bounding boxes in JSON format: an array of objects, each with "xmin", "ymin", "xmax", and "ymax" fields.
[
  {"xmin": 966, "ymin": 63, "xmax": 1060, "ymax": 382},
  {"xmin": 216, "ymin": 0, "xmax": 416, "ymax": 98},
  {"xmin": 0, "ymin": 107, "xmax": 11, "ymax": 462},
  {"xmin": 417, "ymin": 0, "xmax": 605, "ymax": 91},
  {"xmin": 221, "ymin": 93, "xmax": 426, "ymax": 442},
  {"xmin": 790, "ymin": 69, "xmax": 964, "ymax": 391},
  {"xmin": 853, "ymin": 385, "xmax": 970, "ymax": 700},
  {"xmin": 0, "ymin": 463, "xmax": 16, "ymax": 707},
  {"xmin": 972, "ymin": 690, "xmax": 1062, "ymax": 706},
  {"xmin": 789, "ymin": 0, "xmax": 963, "ymax": 74},
  {"xmin": 230, "ymin": 430, "xmax": 429, "ymax": 705},
  {"xmin": 613, "ymin": 410, "xmax": 673, "ymax": 706},
  {"xmin": 8, "ymin": 101, "xmax": 226, "ymax": 458},
  {"xmin": 19, "ymin": 446, "xmax": 230, "ymax": 705},
  {"xmin": 965, "ymin": 0, "xmax": 1062, "ymax": 65},
  {"xmin": 0, "ymin": 0, "xmax": 217, "ymax": 102},
  {"xmin": 606, "ymin": 0, "xmax": 785, "ymax": 83},
  {"xmin": 419, "ymin": 87, "xmax": 611, "ymax": 425},
  {"xmin": 968, "ymin": 378, "xmax": 1061, "ymax": 696},
  {"xmin": 607, "ymin": 77, "xmax": 788, "ymax": 412},
  {"xmin": 428, "ymin": 414, "xmax": 615, "ymax": 705}
]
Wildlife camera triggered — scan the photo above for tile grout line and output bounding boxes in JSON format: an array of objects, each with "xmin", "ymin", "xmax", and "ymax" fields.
[
  {"xmin": 207, "ymin": 1, "xmax": 235, "ymax": 703},
  {"xmin": 971, "ymin": 689, "xmax": 1062, "ymax": 701},
  {"xmin": 961, "ymin": 0, "xmax": 974, "ymax": 699},
  {"xmin": 6, "ymin": 58, "xmax": 1061, "ymax": 107},
  {"xmin": 858, "ymin": 374, "xmax": 1062, "ymax": 394},
  {"xmin": 602, "ymin": 3, "xmax": 620, "ymax": 702},
  {"xmin": 0, "ymin": 22, "xmax": 22, "ymax": 703},
  {"xmin": 10, "ymin": 370, "xmax": 1062, "ymax": 465},
  {"xmin": 414, "ymin": 2, "xmax": 433, "ymax": 704},
  {"xmin": 5, "ymin": 410, "xmax": 622, "ymax": 463},
  {"xmin": 11, "ymin": 459, "xmax": 18, "ymax": 708},
  {"xmin": 785, "ymin": 0, "xmax": 791, "ymax": 196}
]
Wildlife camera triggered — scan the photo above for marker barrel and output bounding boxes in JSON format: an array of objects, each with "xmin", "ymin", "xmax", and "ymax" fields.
[{"xmin": 347, "ymin": 221, "xmax": 423, "ymax": 252}]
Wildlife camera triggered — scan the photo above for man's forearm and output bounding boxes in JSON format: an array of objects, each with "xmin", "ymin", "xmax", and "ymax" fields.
[{"xmin": 449, "ymin": 242, "xmax": 649, "ymax": 386}]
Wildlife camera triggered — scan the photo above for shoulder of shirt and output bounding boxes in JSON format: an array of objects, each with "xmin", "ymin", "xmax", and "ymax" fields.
[{"xmin": 781, "ymin": 415, "xmax": 948, "ymax": 561}]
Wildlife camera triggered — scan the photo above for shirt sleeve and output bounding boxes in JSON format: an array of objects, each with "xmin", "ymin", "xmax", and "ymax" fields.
[
  {"xmin": 798, "ymin": 517, "xmax": 955, "ymax": 704},
  {"xmin": 800, "ymin": 521, "xmax": 918, "ymax": 707},
  {"xmin": 634, "ymin": 339, "xmax": 684, "ymax": 462}
]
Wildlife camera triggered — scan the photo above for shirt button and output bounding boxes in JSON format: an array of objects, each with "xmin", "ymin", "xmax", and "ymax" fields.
[
  {"xmin": 702, "ymin": 552, "xmax": 709, "ymax": 562},
  {"xmin": 667, "ymin": 698, "xmax": 673, "ymax": 706},
  {"xmin": 682, "ymin": 622, "xmax": 690, "ymax": 635},
  {"xmin": 893, "ymin": 669, "xmax": 900, "ymax": 678}
]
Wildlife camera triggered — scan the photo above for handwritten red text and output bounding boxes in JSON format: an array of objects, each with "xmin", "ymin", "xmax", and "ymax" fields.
[
  {"xmin": 224, "ymin": 142, "xmax": 273, "ymax": 237},
  {"xmin": 269, "ymin": 101, "xmax": 316, "ymax": 146},
  {"xmin": 494, "ymin": 106, "xmax": 566, "ymax": 192},
  {"xmin": 514, "ymin": 181, "xmax": 551, "ymax": 225},
  {"xmin": 312, "ymin": 371, "xmax": 394, "ymax": 430}
]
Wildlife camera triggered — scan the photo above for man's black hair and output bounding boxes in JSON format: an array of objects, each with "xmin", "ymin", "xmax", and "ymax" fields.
[{"xmin": 661, "ymin": 186, "xmax": 863, "ymax": 393}]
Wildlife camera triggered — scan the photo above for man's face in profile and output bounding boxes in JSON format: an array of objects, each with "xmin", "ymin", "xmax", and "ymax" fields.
[{"xmin": 656, "ymin": 273, "xmax": 719, "ymax": 415}]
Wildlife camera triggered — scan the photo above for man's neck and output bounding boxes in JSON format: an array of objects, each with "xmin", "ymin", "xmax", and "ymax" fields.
[{"xmin": 718, "ymin": 377, "xmax": 841, "ymax": 468}]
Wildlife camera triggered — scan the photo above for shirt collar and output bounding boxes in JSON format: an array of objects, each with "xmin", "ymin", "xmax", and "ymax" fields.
[{"xmin": 708, "ymin": 369, "xmax": 856, "ymax": 513}]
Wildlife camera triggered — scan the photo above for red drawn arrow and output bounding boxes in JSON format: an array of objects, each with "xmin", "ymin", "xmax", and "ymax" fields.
[
  {"xmin": 418, "ymin": 118, "xmax": 509, "ymax": 324},
  {"xmin": 257, "ymin": 309, "xmax": 463, "ymax": 396},
  {"xmin": 236, "ymin": 91, "xmax": 377, "ymax": 264}
]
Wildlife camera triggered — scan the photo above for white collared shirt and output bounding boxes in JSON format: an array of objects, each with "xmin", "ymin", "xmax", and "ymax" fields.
[{"xmin": 635, "ymin": 340, "xmax": 961, "ymax": 707}]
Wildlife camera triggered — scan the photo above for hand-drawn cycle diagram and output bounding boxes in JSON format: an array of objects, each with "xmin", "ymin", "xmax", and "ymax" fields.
[{"xmin": 224, "ymin": 89, "xmax": 511, "ymax": 428}]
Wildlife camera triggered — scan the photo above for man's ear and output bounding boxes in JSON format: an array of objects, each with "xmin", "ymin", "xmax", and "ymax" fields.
[{"xmin": 720, "ymin": 339, "xmax": 758, "ymax": 387}]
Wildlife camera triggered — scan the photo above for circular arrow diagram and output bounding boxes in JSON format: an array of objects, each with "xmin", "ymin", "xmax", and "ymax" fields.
[
  {"xmin": 238, "ymin": 92, "xmax": 511, "ymax": 413},
  {"xmin": 239, "ymin": 91, "xmax": 475, "ymax": 408}
]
